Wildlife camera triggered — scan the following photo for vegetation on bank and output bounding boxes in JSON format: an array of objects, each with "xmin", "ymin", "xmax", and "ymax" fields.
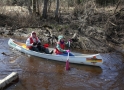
[{"xmin": 0, "ymin": 0, "xmax": 123, "ymax": 53}]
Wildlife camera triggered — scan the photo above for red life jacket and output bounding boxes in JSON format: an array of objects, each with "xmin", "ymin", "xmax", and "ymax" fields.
[
  {"xmin": 27, "ymin": 36, "xmax": 38, "ymax": 49},
  {"xmin": 55, "ymin": 42, "xmax": 65, "ymax": 54}
]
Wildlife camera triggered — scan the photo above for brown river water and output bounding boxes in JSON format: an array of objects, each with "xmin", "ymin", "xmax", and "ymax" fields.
[{"xmin": 0, "ymin": 36, "xmax": 124, "ymax": 90}]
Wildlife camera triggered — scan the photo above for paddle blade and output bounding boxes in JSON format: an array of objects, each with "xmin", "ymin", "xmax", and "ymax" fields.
[{"xmin": 65, "ymin": 60, "xmax": 70, "ymax": 70}]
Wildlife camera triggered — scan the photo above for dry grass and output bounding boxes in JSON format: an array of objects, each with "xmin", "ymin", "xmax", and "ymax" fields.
[{"xmin": 0, "ymin": 6, "xmax": 29, "ymax": 17}]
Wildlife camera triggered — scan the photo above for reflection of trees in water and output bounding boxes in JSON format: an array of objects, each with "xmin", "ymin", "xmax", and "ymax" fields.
[
  {"xmin": 27, "ymin": 56, "xmax": 40, "ymax": 71},
  {"xmin": 17, "ymin": 53, "xmax": 124, "ymax": 89},
  {"xmin": 71, "ymin": 64, "xmax": 102, "ymax": 74},
  {"xmin": 20, "ymin": 56, "xmax": 63, "ymax": 89},
  {"xmin": 55, "ymin": 62, "xmax": 65, "ymax": 75}
]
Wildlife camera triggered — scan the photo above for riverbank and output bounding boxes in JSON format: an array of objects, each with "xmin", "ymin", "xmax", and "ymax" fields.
[{"xmin": 0, "ymin": 2, "xmax": 124, "ymax": 54}]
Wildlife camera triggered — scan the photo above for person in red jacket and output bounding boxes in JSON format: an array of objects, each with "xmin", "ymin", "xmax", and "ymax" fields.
[
  {"xmin": 54, "ymin": 35, "xmax": 74, "ymax": 56},
  {"xmin": 26, "ymin": 31, "xmax": 53, "ymax": 54}
]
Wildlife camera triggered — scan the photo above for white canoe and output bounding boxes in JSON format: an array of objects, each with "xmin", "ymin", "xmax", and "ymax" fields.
[{"xmin": 8, "ymin": 38, "xmax": 103, "ymax": 67}]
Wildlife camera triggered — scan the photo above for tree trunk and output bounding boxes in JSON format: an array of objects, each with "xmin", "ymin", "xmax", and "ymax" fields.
[
  {"xmin": 55, "ymin": 0, "xmax": 59, "ymax": 19},
  {"xmin": 76, "ymin": 0, "xmax": 81, "ymax": 5},
  {"xmin": 26, "ymin": 0, "xmax": 32, "ymax": 15},
  {"xmin": 42, "ymin": 0, "xmax": 49, "ymax": 19},
  {"xmin": 48, "ymin": 0, "xmax": 52, "ymax": 12},
  {"xmin": 36, "ymin": 0, "xmax": 40, "ymax": 16},
  {"xmin": 32, "ymin": 0, "xmax": 36, "ymax": 16}
]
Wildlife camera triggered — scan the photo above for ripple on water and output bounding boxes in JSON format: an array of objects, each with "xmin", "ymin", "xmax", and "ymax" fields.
[{"xmin": 101, "ymin": 52, "xmax": 124, "ymax": 71}]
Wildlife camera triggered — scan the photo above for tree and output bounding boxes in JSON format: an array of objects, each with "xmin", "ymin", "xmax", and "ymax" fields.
[
  {"xmin": 55, "ymin": 0, "xmax": 59, "ymax": 19},
  {"xmin": 48, "ymin": 0, "xmax": 52, "ymax": 12},
  {"xmin": 25, "ymin": 0, "xmax": 32, "ymax": 14},
  {"xmin": 32, "ymin": 0, "xmax": 36, "ymax": 15},
  {"xmin": 36, "ymin": 0, "xmax": 40, "ymax": 15},
  {"xmin": 42, "ymin": 0, "xmax": 49, "ymax": 19},
  {"xmin": 95, "ymin": 0, "xmax": 118, "ymax": 6},
  {"xmin": 76, "ymin": 0, "xmax": 81, "ymax": 5}
]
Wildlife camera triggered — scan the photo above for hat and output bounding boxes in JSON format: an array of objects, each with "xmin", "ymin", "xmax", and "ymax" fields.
[
  {"xmin": 32, "ymin": 31, "xmax": 36, "ymax": 34},
  {"xmin": 58, "ymin": 35, "xmax": 64, "ymax": 41},
  {"xmin": 31, "ymin": 31, "xmax": 36, "ymax": 37}
]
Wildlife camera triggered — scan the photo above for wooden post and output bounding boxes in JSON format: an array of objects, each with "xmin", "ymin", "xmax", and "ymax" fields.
[{"xmin": 0, "ymin": 72, "xmax": 19, "ymax": 89}]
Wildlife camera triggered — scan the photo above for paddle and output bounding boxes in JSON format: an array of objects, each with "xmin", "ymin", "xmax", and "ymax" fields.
[{"xmin": 65, "ymin": 41, "xmax": 70, "ymax": 70}]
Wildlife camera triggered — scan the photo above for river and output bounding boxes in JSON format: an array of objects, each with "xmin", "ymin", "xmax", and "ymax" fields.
[{"xmin": 0, "ymin": 37, "xmax": 124, "ymax": 90}]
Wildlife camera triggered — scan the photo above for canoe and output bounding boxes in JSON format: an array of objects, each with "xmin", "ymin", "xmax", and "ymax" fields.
[{"xmin": 8, "ymin": 38, "xmax": 103, "ymax": 67}]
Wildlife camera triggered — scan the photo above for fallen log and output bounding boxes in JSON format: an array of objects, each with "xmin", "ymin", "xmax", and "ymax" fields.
[{"xmin": 0, "ymin": 72, "xmax": 19, "ymax": 89}]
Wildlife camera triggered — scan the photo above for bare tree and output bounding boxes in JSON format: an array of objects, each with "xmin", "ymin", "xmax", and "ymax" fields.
[
  {"xmin": 26, "ymin": 0, "xmax": 32, "ymax": 14},
  {"xmin": 42, "ymin": 0, "xmax": 49, "ymax": 19},
  {"xmin": 76, "ymin": 0, "xmax": 81, "ymax": 5},
  {"xmin": 48, "ymin": 0, "xmax": 52, "ymax": 12},
  {"xmin": 36, "ymin": 0, "xmax": 40, "ymax": 16},
  {"xmin": 32, "ymin": 0, "xmax": 36, "ymax": 15},
  {"xmin": 55, "ymin": 0, "xmax": 59, "ymax": 19}
]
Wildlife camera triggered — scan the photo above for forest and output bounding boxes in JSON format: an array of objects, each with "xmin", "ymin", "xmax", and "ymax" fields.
[{"xmin": 0, "ymin": 0, "xmax": 124, "ymax": 53}]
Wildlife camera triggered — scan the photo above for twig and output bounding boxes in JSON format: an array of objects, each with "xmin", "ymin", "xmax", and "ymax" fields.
[
  {"xmin": 109, "ymin": 21, "xmax": 117, "ymax": 26},
  {"xmin": 105, "ymin": 0, "xmax": 121, "ymax": 30},
  {"xmin": 114, "ymin": 0, "xmax": 121, "ymax": 14}
]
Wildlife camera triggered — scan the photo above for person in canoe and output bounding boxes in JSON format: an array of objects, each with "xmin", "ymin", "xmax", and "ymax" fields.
[
  {"xmin": 54, "ymin": 35, "xmax": 74, "ymax": 56},
  {"xmin": 26, "ymin": 31, "xmax": 53, "ymax": 54}
]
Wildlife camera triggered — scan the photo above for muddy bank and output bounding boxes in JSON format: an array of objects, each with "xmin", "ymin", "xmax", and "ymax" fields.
[
  {"xmin": 0, "ymin": 25, "xmax": 123, "ymax": 55},
  {"xmin": 0, "ymin": 26, "xmax": 106, "ymax": 53}
]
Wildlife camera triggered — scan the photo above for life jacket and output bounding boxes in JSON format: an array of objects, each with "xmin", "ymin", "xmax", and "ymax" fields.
[
  {"xmin": 27, "ymin": 36, "xmax": 38, "ymax": 49},
  {"xmin": 55, "ymin": 42, "xmax": 65, "ymax": 54}
]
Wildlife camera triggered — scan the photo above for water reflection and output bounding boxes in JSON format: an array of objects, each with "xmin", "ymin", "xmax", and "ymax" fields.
[
  {"xmin": 71, "ymin": 64, "xmax": 102, "ymax": 74},
  {"xmin": 14, "ymin": 55, "xmax": 103, "ymax": 90}
]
